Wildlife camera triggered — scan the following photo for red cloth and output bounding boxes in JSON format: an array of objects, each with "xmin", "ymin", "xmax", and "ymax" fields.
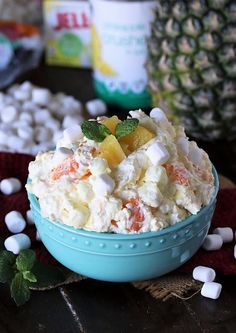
[{"xmin": 0, "ymin": 152, "xmax": 236, "ymax": 275}]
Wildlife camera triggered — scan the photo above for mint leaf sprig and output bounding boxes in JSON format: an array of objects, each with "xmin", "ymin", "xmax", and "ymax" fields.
[
  {"xmin": 115, "ymin": 118, "xmax": 139, "ymax": 139},
  {"xmin": 81, "ymin": 121, "xmax": 111, "ymax": 142},
  {"xmin": 0, "ymin": 249, "xmax": 65, "ymax": 306},
  {"xmin": 81, "ymin": 118, "xmax": 139, "ymax": 142}
]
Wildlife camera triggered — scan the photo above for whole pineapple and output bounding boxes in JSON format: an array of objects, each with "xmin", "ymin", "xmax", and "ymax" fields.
[{"xmin": 147, "ymin": 0, "xmax": 236, "ymax": 140}]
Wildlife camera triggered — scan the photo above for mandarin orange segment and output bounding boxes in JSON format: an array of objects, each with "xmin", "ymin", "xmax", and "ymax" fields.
[
  {"xmin": 102, "ymin": 116, "xmax": 121, "ymax": 135},
  {"xmin": 119, "ymin": 125, "xmax": 155, "ymax": 152},
  {"xmin": 99, "ymin": 134, "xmax": 126, "ymax": 168},
  {"xmin": 51, "ymin": 157, "xmax": 79, "ymax": 180}
]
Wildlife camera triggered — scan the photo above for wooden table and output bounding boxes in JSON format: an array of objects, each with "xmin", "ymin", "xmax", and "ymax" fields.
[{"xmin": 0, "ymin": 65, "xmax": 236, "ymax": 333}]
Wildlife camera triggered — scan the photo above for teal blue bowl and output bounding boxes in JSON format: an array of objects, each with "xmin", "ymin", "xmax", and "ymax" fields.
[{"xmin": 27, "ymin": 167, "xmax": 218, "ymax": 282}]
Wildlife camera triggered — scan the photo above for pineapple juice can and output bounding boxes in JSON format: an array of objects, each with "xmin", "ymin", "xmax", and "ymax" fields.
[{"xmin": 90, "ymin": 0, "xmax": 156, "ymax": 109}]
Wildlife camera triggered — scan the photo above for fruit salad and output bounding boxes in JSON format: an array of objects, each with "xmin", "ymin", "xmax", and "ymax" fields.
[{"xmin": 26, "ymin": 108, "xmax": 214, "ymax": 234}]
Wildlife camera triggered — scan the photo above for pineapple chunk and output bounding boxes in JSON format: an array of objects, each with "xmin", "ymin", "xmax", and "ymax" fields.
[
  {"xmin": 102, "ymin": 116, "xmax": 121, "ymax": 134},
  {"xmin": 100, "ymin": 135, "xmax": 126, "ymax": 168},
  {"xmin": 119, "ymin": 125, "xmax": 155, "ymax": 152}
]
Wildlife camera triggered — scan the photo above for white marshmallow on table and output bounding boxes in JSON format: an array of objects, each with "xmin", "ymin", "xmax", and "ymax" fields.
[
  {"xmin": 62, "ymin": 115, "xmax": 84, "ymax": 129},
  {"xmin": 34, "ymin": 108, "xmax": 51, "ymax": 124},
  {"xmin": 34, "ymin": 126, "xmax": 52, "ymax": 143},
  {"xmin": 92, "ymin": 174, "xmax": 115, "ymax": 196},
  {"xmin": 213, "ymin": 227, "xmax": 234, "ymax": 243},
  {"xmin": 17, "ymin": 126, "xmax": 34, "ymax": 141},
  {"xmin": 0, "ymin": 105, "xmax": 18, "ymax": 123},
  {"xmin": 20, "ymin": 81, "xmax": 33, "ymax": 92},
  {"xmin": 201, "ymin": 282, "xmax": 222, "ymax": 300},
  {"xmin": 45, "ymin": 118, "xmax": 60, "ymax": 131},
  {"xmin": 202, "ymin": 234, "xmax": 223, "ymax": 251},
  {"xmin": 52, "ymin": 147, "xmax": 74, "ymax": 166},
  {"xmin": 32, "ymin": 87, "xmax": 51, "ymax": 106},
  {"xmin": 30, "ymin": 142, "xmax": 52, "ymax": 155},
  {"xmin": 7, "ymin": 135, "xmax": 28, "ymax": 151},
  {"xmin": 63, "ymin": 125, "xmax": 83, "ymax": 143},
  {"xmin": 26, "ymin": 209, "xmax": 35, "ymax": 225},
  {"xmin": 5, "ymin": 211, "xmax": 26, "ymax": 233},
  {"xmin": 0, "ymin": 129, "xmax": 9, "ymax": 142},
  {"xmin": 146, "ymin": 142, "xmax": 170, "ymax": 166},
  {"xmin": 22, "ymin": 100, "xmax": 35, "ymax": 111},
  {"xmin": 177, "ymin": 137, "xmax": 190, "ymax": 156},
  {"xmin": 4, "ymin": 233, "xmax": 31, "ymax": 255},
  {"xmin": 19, "ymin": 111, "xmax": 33, "ymax": 124},
  {"xmin": 0, "ymin": 178, "xmax": 21, "ymax": 195},
  {"xmin": 61, "ymin": 96, "xmax": 82, "ymax": 114},
  {"xmin": 13, "ymin": 89, "xmax": 30, "ymax": 102},
  {"xmin": 86, "ymin": 99, "xmax": 107, "ymax": 116},
  {"xmin": 193, "ymin": 266, "xmax": 216, "ymax": 282},
  {"xmin": 188, "ymin": 146, "xmax": 202, "ymax": 165},
  {"xmin": 234, "ymin": 244, "xmax": 236, "ymax": 259},
  {"xmin": 149, "ymin": 107, "xmax": 168, "ymax": 122}
]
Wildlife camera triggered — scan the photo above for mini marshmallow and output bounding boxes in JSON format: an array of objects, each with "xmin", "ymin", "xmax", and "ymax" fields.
[
  {"xmin": 193, "ymin": 266, "xmax": 216, "ymax": 282},
  {"xmin": 26, "ymin": 209, "xmax": 35, "ymax": 225},
  {"xmin": 92, "ymin": 174, "xmax": 115, "ymax": 196},
  {"xmin": 63, "ymin": 125, "xmax": 83, "ymax": 143},
  {"xmin": 149, "ymin": 107, "xmax": 168, "ymax": 122},
  {"xmin": 45, "ymin": 119, "xmax": 60, "ymax": 131},
  {"xmin": 5, "ymin": 211, "xmax": 26, "ymax": 233},
  {"xmin": 234, "ymin": 244, "xmax": 236, "ymax": 259},
  {"xmin": 201, "ymin": 282, "xmax": 222, "ymax": 300},
  {"xmin": 34, "ymin": 126, "xmax": 52, "ymax": 143},
  {"xmin": 177, "ymin": 137, "xmax": 189, "ymax": 156},
  {"xmin": 34, "ymin": 109, "xmax": 51, "ymax": 124},
  {"xmin": 4, "ymin": 233, "xmax": 31, "ymax": 255},
  {"xmin": 202, "ymin": 234, "xmax": 223, "ymax": 251},
  {"xmin": 62, "ymin": 115, "xmax": 84, "ymax": 129},
  {"xmin": 20, "ymin": 81, "xmax": 33, "ymax": 92},
  {"xmin": 146, "ymin": 142, "xmax": 170, "ymax": 165},
  {"xmin": 0, "ymin": 178, "xmax": 21, "ymax": 195},
  {"xmin": 7, "ymin": 135, "xmax": 28, "ymax": 151},
  {"xmin": 1, "ymin": 105, "xmax": 18, "ymax": 123},
  {"xmin": 188, "ymin": 146, "xmax": 202, "ymax": 165},
  {"xmin": 32, "ymin": 88, "xmax": 51, "ymax": 106},
  {"xmin": 86, "ymin": 99, "xmax": 107, "ymax": 116},
  {"xmin": 17, "ymin": 126, "xmax": 34, "ymax": 141},
  {"xmin": 13, "ymin": 89, "xmax": 30, "ymax": 101},
  {"xmin": 213, "ymin": 227, "xmax": 234, "ymax": 243},
  {"xmin": 61, "ymin": 96, "xmax": 82, "ymax": 114},
  {"xmin": 19, "ymin": 111, "xmax": 33, "ymax": 124},
  {"xmin": 52, "ymin": 147, "xmax": 74, "ymax": 165}
]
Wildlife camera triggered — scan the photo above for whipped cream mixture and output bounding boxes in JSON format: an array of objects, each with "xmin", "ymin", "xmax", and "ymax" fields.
[{"xmin": 26, "ymin": 109, "xmax": 214, "ymax": 233}]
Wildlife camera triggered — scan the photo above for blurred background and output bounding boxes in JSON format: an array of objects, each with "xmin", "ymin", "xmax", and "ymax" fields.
[{"xmin": 0, "ymin": 0, "xmax": 235, "ymax": 180}]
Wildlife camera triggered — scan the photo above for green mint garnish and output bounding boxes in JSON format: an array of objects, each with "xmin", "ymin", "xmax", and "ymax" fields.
[
  {"xmin": 81, "ymin": 120, "xmax": 111, "ymax": 142},
  {"xmin": 0, "ymin": 250, "xmax": 15, "ymax": 283},
  {"xmin": 115, "ymin": 118, "xmax": 139, "ymax": 139},
  {"xmin": 16, "ymin": 249, "xmax": 36, "ymax": 272},
  {"xmin": 10, "ymin": 272, "xmax": 31, "ymax": 306},
  {"xmin": 0, "ymin": 248, "xmax": 65, "ymax": 306},
  {"xmin": 22, "ymin": 271, "xmax": 37, "ymax": 283}
]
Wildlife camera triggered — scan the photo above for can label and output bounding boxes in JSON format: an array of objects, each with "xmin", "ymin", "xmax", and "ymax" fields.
[
  {"xmin": 91, "ymin": 0, "xmax": 156, "ymax": 108},
  {"xmin": 44, "ymin": 0, "xmax": 91, "ymax": 68}
]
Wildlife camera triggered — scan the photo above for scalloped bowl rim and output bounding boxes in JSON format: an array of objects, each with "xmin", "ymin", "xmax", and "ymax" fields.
[{"xmin": 27, "ymin": 165, "xmax": 219, "ymax": 240}]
